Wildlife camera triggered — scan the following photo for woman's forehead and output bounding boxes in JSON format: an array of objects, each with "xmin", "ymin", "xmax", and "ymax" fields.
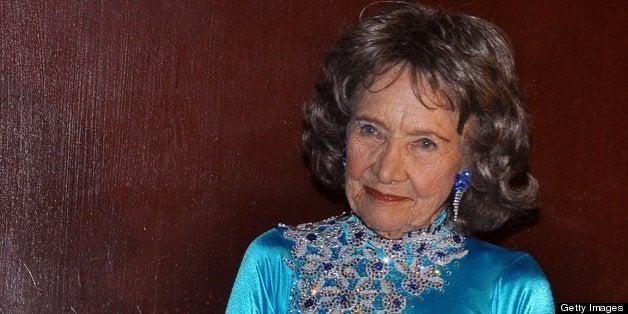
[
  {"xmin": 353, "ymin": 70, "xmax": 460, "ymax": 136},
  {"xmin": 361, "ymin": 65, "xmax": 454, "ymax": 111},
  {"xmin": 361, "ymin": 66, "xmax": 453, "ymax": 111}
]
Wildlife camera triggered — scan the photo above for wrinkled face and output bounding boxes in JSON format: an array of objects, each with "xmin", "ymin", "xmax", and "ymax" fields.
[{"xmin": 345, "ymin": 68, "xmax": 464, "ymax": 239}]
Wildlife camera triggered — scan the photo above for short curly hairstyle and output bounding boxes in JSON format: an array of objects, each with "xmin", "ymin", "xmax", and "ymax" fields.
[{"xmin": 303, "ymin": 2, "xmax": 539, "ymax": 234}]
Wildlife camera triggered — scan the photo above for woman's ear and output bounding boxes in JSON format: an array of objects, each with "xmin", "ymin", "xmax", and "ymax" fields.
[{"xmin": 459, "ymin": 114, "xmax": 476, "ymax": 172}]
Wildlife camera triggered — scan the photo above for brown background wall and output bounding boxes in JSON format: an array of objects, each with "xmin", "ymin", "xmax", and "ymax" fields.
[{"xmin": 1, "ymin": 0, "xmax": 625, "ymax": 312}]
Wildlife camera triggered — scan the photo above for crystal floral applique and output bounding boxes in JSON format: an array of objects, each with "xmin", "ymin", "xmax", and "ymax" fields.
[{"xmin": 281, "ymin": 213, "xmax": 468, "ymax": 313}]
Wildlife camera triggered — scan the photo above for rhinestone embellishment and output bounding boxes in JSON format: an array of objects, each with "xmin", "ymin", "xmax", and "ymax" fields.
[{"xmin": 282, "ymin": 213, "xmax": 468, "ymax": 313}]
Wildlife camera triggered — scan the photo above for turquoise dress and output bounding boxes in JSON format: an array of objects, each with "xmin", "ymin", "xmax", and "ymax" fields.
[{"xmin": 227, "ymin": 212, "xmax": 554, "ymax": 313}]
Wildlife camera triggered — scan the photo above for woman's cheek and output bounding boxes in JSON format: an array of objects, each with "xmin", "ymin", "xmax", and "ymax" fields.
[
  {"xmin": 344, "ymin": 177, "xmax": 362, "ymax": 210},
  {"xmin": 346, "ymin": 142, "xmax": 372, "ymax": 177},
  {"xmin": 407, "ymin": 165, "xmax": 448, "ymax": 198}
]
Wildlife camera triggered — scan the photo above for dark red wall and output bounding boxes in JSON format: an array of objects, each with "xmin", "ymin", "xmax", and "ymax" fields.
[{"xmin": 1, "ymin": 1, "xmax": 625, "ymax": 311}]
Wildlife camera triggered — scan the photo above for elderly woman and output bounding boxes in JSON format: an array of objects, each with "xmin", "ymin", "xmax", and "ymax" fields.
[{"xmin": 227, "ymin": 2, "xmax": 553, "ymax": 313}]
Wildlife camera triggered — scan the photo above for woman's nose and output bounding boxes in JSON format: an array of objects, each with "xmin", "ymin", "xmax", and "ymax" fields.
[{"xmin": 373, "ymin": 141, "xmax": 407, "ymax": 184}]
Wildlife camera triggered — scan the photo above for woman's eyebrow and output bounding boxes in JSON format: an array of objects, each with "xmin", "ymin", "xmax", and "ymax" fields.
[
  {"xmin": 405, "ymin": 128, "xmax": 451, "ymax": 143},
  {"xmin": 353, "ymin": 116, "xmax": 451, "ymax": 143},
  {"xmin": 351, "ymin": 116, "xmax": 386, "ymax": 128}
]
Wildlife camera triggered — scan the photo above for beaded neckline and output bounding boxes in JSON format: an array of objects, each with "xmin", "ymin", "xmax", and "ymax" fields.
[{"xmin": 281, "ymin": 211, "xmax": 468, "ymax": 313}]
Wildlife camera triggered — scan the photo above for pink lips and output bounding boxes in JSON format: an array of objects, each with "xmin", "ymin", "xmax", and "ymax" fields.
[{"xmin": 364, "ymin": 186, "xmax": 412, "ymax": 203}]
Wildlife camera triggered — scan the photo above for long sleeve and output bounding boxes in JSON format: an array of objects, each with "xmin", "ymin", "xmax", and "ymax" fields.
[
  {"xmin": 226, "ymin": 229, "xmax": 293, "ymax": 314},
  {"xmin": 491, "ymin": 253, "xmax": 554, "ymax": 314}
]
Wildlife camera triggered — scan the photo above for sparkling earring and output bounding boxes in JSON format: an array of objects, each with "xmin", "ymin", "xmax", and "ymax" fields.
[
  {"xmin": 453, "ymin": 170, "xmax": 471, "ymax": 222},
  {"xmin": 341, "ymin": 148, "xmax": 347, "ymax": 167}
]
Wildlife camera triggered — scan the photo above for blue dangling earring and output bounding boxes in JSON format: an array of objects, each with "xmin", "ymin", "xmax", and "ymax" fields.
[
  {"xmin": 453, "ymin": 170, "xmax": 471, "ymax": 222},
  {"xmin": 341, "ymin": 147, "xmax": 347, "ymax": 167}
]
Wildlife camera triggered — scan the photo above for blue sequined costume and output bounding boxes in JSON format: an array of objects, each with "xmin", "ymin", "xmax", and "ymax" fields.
[{"xmin": 227, "ymin": 212, "xmax": 554, "ymax": 313}]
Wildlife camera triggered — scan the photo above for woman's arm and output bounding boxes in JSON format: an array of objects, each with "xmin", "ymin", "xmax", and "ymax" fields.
[{"xmin": 491, "ymin": 253, "xmax": 555, "ymax": 314}]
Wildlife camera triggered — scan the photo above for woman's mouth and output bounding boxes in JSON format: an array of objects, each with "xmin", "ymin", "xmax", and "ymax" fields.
[{"xmin": 363, "ymin": 186, "xmax": 412, "ymax": 203}]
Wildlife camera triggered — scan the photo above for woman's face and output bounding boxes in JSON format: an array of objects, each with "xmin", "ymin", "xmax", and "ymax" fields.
[{"xmin": 345, "ymin": 68, "xmax": 464, "ymax": 239}]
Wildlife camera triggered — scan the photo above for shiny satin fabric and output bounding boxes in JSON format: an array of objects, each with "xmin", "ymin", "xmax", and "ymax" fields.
[{"xmin": 227, "ymin": 218, "xmax": 554, "ymax": 313}]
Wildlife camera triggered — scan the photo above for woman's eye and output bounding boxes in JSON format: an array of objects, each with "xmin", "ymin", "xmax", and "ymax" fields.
[
  {"xmin": 417, "ymin": 138, "xmax": 437, "ymax": 150},
  {"xmin": 359, "ymin": 125, "xmax": 379, "ymax": 136}
]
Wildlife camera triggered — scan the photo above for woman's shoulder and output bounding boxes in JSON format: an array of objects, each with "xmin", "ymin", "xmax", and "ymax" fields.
[
  {"xmin": 463, "ymin": 236, "xmax": 549, "ymax": 284},
  {"xmin": 460, "ymin": 237, "xmax": 551, "ymax": 291},
  {"xmin": 241, "ymin": 227, "xmax": 292, "ymax": 261},
  {"xmin": 463, "ymin": 236, "xmax": 537, "ymax": 265}
]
